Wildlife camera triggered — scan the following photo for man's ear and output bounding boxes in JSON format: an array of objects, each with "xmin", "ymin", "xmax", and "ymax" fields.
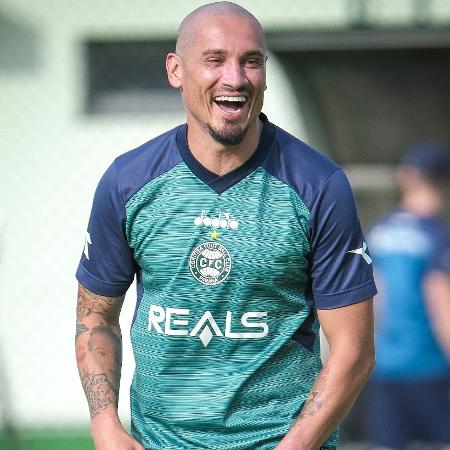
[{"xmin": 166, "ymin": 53, "xmax": 183, "ymax": 89}]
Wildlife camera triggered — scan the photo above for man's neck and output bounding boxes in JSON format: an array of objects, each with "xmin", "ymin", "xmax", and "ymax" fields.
[{"xmin": 186, "ymin": 118, "xmax": 263, "ymax": 176}]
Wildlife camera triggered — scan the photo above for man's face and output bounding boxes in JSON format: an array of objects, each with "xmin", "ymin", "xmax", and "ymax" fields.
[{"xmin": 171, "ymin": 14, "xmax": 267, "ymax": 145}]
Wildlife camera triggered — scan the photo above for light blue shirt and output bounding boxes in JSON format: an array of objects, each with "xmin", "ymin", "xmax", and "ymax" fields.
[{"xmin": 369, "ymin": 210, "xmax": 450, "ymax": 381}]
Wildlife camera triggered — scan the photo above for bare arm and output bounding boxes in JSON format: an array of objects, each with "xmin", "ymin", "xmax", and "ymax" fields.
[
  {"xmin": 424, "ymin": 271, "xmax": 450, "ymax": 361},
  {"xmin": 76, "ymin": 283, "xmax": 144, "ymax": 450},
  {"xmin": 276, "ymin": 299, "xmax": 375, "ymax": 450}
]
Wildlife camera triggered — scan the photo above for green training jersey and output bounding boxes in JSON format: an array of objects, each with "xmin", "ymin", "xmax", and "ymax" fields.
[{"xmin": 77, "ymin": 114, "xmax": 376, "ymax": 449}]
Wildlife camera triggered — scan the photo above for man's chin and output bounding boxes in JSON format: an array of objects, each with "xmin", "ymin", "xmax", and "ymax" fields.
[{"xmin": 207, "ymin": 123, "xmax": 247, "ymax": 146}]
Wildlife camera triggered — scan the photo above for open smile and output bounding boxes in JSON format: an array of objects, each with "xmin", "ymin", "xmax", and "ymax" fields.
[{"xmin": 213, "ymin": 95, "xmax": 249, "ymax": 114}]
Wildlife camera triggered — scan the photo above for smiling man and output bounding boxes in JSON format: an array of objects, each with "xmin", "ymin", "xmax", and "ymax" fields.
[{"xmin": 75, "ymin": 2, "xmax": 376, "ymax": 450}]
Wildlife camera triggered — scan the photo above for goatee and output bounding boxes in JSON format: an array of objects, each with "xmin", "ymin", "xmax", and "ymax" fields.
[{"xmin": 208, "ymin": 122, "xmax": 247, "ymax": 146}]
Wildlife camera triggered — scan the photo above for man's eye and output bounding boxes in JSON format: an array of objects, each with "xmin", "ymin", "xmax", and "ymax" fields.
[{"xmin": 245, "ymin": 59, "xmax": 263, "ymax": 67}]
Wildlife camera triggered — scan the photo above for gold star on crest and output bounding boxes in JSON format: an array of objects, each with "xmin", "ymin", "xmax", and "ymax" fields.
[{"xmin": 210, "ymin": 230, "xmax": 220, "ymax": 240}]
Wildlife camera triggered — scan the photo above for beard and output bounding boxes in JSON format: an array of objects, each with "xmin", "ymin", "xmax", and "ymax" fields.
[{"xmin": 207, "ymin": 120, "xmax": 248, "ymax": 146}]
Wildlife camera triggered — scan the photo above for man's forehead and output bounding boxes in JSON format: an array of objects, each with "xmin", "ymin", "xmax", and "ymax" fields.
[
  {"xmin": 176, "ymin": 6, "xmax": 266, "ymax": 56},
  {"xmin": 187, "ymin": 15, "xmax": 265, "ymax": 54}
]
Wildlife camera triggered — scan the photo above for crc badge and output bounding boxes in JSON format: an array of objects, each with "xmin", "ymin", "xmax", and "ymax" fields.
[{"xmin": 189, "ymin": 241, "xmax": 232, "ymax": 285}]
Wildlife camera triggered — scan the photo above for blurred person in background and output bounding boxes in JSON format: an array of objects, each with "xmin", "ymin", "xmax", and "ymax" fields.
[{"xmin": 367, "ymin": 143, "xmax": 450, "ymax": 450}]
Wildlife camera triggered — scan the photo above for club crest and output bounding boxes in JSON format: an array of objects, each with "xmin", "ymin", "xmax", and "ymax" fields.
[{"xmin": 189, "ymin": 241, "xmax": 232, "ymax": 285}]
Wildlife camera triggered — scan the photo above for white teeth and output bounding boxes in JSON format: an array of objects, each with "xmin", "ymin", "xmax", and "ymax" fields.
[{"xmin": 214, "ymin": 96, "xmax": 247, "ymax": 102}]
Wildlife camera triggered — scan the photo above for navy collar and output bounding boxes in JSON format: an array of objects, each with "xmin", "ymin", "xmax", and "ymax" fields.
[{"xmin": 176, "ymin": 113, "xmax": 275, "ymax": 194}]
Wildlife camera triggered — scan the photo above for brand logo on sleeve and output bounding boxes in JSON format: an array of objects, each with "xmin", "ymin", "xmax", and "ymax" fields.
[
  {"xmin": 347, "ymin": 241, "xmax": 372, "ymax": 264},
  {"xmin": 84, "ymin": 231, "xmax": 92, "ymax": 260}
]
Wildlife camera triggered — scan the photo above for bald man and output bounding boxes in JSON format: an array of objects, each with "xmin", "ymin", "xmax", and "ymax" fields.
[{"xmin": 75, "ymin": 2, "xmax": 376, "ymax": 449}]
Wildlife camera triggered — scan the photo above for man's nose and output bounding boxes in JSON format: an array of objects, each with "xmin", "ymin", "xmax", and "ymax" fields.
[{"xmin": 221, "ymin": 60, "xmax": 247, "ymax": 88}]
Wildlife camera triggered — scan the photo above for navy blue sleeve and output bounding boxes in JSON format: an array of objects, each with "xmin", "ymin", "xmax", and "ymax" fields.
[
  {"xmin": 76, "ymin": 160, "xmax": 137, "ymax": 296},
  {"xmin": 309, "ymin": 169, "xmax": 377, "ymax": 309}
]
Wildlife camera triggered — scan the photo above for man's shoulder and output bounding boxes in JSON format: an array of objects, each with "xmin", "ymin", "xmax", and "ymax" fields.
[
  {"xmin": 115, "ymin": 125, "xmax": 183, "ymax": 171},
  {"xmin": 110, "ymin": 125, "xmax": 184, "ymax": 203},
  {"xmin": 268, "ymin": 123, "xmax": 341, "ymax": 180},
  {"xmin": 263, "ymin": 122, "xmax": 343, "ymax": 203}
]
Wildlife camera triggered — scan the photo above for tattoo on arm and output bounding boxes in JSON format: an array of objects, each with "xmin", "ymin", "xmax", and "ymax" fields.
[
  {"xmin": 298, "ymin": 388, "xmax": 324, "ymax": 419},
  {"xmin": 76, "ymin": 324, "xmax": 89, "ymax": 340},
  {"xmin": 76, "ymin": 284, "xmax": 125, "ymax": 418},
  {"xmin": 87, "ymin": 325, "xmax": 123, "ymax": 390},
  {"xmin": 298, "ymin": 366, "xmax": 330, "ymax": 421},
  {"xmin": 81, "ymin": 370, "xmax": 118, "ymax": 417},
  {"xmin": 77, "ymin": 325, "xmax": 123, "ymax": 417},
  {"xmin": 76, "ymin": 285, "xmax": 117, "ymax": 322}
]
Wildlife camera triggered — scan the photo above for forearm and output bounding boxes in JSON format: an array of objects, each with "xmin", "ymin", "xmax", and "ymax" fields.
[
  {"xmin": 75, "ymin": 284, "xmax": 124, "ymax": 422},
  {"xmin": 277, "ymin": 300, "xmax": 375, "ymax": 450},
  {"xmin": 276, "ymin": 346, "xmax": 374, "ymax": 450}
]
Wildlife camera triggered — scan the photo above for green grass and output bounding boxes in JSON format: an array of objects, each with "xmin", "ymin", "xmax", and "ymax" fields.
[{"xmin": 0, "ymin": 428, "xmax": 95, "ymax": 450}]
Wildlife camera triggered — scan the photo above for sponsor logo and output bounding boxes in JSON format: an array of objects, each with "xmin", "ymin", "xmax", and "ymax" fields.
[
  {"xmin": 84, "ymin": 231, "xmax": 92, "ymax": 260},
  {"xmin": 347, "ymin": 241, "xmax": 372, "ymax": 264},
  {"xmin": 189, "ymin": 241, "xmax": 232, "ymax": 285},
  {"xmin": 194, "ymin": 210, "xmax": 239, "ymax": 230},
  {"xmin": 148, "ymin": 304, "xmax": 268, "ymax": 347}
]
